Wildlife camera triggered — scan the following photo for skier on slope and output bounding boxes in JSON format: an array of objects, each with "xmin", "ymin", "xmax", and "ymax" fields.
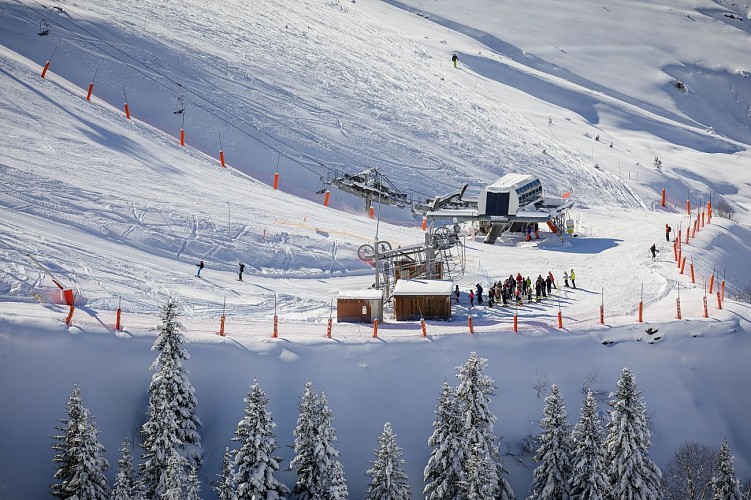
[
  {"xmin": 570, "ymin": 268, "xmax": 577, "ymax": 288},
  {"xmin": 452, "ymin": 53, "xmax": 458, "ymax": 68},
  {"xmin": 650, "ymin": 243, "xmax": 657, "ymax": 261},
  {"xmin": 238, "ymin": 262, "xmax": 245, "ymax": 281},
  {"xmin": 195, "ymin": 260, "xmax": 205, "ymax": 278},
  {"xmin": 665, "ymin": 224, "xmax": 672, "ymax": 242}
]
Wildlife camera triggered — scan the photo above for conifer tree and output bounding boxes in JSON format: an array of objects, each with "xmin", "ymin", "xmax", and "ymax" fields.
[
  {"xmin": 424, "ymin": 381, "xmax": 466, "ymax": 500},
  {"xmin": 214, "ymin": 447, "xmax": 237, "ymax": 500},
  {"xmin": 162, "ymin": 449, "xmax": 190, "ymax": 500},
  {"xmin": 141, "ymin": 381, "xmax": 181, "ymax": 497},
  {"xmin": 460, "ymin": 442, "xmax": 497, "ymax": 500},
  {"xmin": 605, "ymin": 367, "xmax": 661, "ymax": 499},
  {"xmin": 141, "ymin": 299, "xmax": 201, "ymax": 497},
  {"xmin": 712, "ymin": 440, "xmax": 743, "ymax": 500},
  {"xmin": 455, "ymin": 352, "xmax": 514, "ymax": 499},
  {"xmin": 186, "ymin": 466, "xmax": 201, "ymax": 500},
  {"xmin": 290, "ymin": 380, "xmax": 348, "ymax": 499},
  {"xmin": 569, "ymin": 390, "xmax": 608, "ymax": 500},
  {"xmin": 50, "ymin": 384, "xmax": 110, "ymax": 500},
  {"xmin": 366, "ymin": 422, "xmax": 410, "ymax": 500},
  {"xmin": 233, "ymin": 379, "xmax": 289, "ymax": 499},
  {"xmin": 529, "ymin": 384, "xmax": 572, "ymax": 500},
  {"xmin": 112, "ymin": 437, "xmax": 142, "ymax": 500}
]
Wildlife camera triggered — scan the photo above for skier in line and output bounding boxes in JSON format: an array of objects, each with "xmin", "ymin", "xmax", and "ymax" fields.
[
  {"xmin": 570, "ymin": 268, "xmax": 577, "ymax": 288},
  {"xmin": 476, "ymin": 283, "xmax": 484, "ymax": 305},
  {"xmin": 453, "ymin": 285, "xmax": 461, "ymax": 305},
  {"xmin": 548, "ymin": 271, "xmax": 557, "ymax": 289},
  {"xmin": 665, "ymin": 224, "xmax": 672, "ymax": 242},
  {"xmin": 650, "ymin": 244, "xmax": 657, "ymax": 261},
  {"xmin": 238, "ymin": 262, "xmax": 245, "ymax": 281},
  {"xmin": 195, "ymin": 260, "xmax": 204, "ymax": 278},
  {"xmin": 468, "ymin": 289, "xmax": 475, "ymax": 307},
  {"xmin": 452, "ymin": 53, "xmax": 458, "ymax": 68},
  {"xmin": 563, "ymin": 270, "xmax": 570, "ymax": 288}
]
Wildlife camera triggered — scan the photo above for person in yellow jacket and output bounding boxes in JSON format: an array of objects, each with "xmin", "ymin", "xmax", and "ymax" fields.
[{"xmin": 570, "ymin": 269, "xmax": 576, "ymax": 289}]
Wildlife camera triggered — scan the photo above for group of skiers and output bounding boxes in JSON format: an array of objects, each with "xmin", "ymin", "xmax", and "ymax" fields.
[
  {"xmin": 455, "ymin": 269, "xmax": 577, "ymax": 308},
  {"xmin": 194, "ymin": 260, "xmax": 245, "ymax": 281}
]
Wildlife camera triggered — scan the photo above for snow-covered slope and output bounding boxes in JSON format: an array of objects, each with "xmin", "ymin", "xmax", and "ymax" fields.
[{"xmin": 1, "ymin": 0, "xmax": 751, "ymax": 497}]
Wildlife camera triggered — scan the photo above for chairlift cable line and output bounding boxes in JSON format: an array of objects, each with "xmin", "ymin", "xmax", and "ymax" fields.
[
  {"xmin": 13, "ymin": 0, "xmax": 329, "ymax": 178},
  {"xmin": 14, "ymin": 0, "xmax": 439, "ymax": 201}
]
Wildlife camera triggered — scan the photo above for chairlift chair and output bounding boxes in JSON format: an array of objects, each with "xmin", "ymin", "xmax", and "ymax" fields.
[
  {"xmin": 38, "ymin": 18, "xmax": 50, "ymax": 36},
  {"xmin": 173, "ymin": 95, "xmax": 185, "ymax": 115}
]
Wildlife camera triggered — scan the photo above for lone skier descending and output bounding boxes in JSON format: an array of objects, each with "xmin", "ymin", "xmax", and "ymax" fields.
[
  {"xmin": 195, "ymin": 260, "xmax": 204, "ymax": 277},
  {"xmin": 665, "ymin": 224, "xmax": 672, "ymax": 242},
  {"xmin": 452, "ymin": 53, "xmax": 458, "ymax": 68},
  {"xmin": 238, "ymin": 262, "xmax": 245, "ymax": 281},
  {"xmin": 650, "ymin": 243, "xmax": 657, "ymax": 261}
]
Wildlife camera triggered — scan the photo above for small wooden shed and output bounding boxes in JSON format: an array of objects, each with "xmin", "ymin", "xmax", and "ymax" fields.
[
  {"xmin": 392, "ymin": 280, "xmax": 453, "ymax": 321},
  {"xmin": 337, "ymin": 289, "xmax": 383, "ymax": 323}
]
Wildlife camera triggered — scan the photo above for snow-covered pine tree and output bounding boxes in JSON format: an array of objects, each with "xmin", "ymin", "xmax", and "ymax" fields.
[
  {"xmin": 455, "ymin": 352, "xmax": 514, "ymax": 499},
  {"xmin": 460, "ymin": 441, "xmax": 498, "ymax": 500},
  {"xmin": 186, "ymin": 466, "xmax": 201, "ymax": 500},
  {"xmin": 712, "ymin": 439, "xmax": 743, "ymax": 500},
  {"xmin": 50, "ymin": 384, "xmax": 110, "ymax": 500},
  {"xmin": 149, "ymin": 299, "xmax": 201, "ymax": 464},
  {"xmin": 529, "ymin": 384, "xmax": 572, "ymax": 500},
  {"xmin": 141, "ymin": 299, "xmax": 201, "ymax": 497},
  {"xmin": 232, "ymin": 379, "xmax": 289, "ymax": 500},
  {"xmin": 569, "ymin": 389, "xmax": 608, "ymax": 500},
  {"xmin": 366, "ymin": 422, "xmax": 410, "ymax": 500},
  {"xmin": 424, "ymin": 381, "xmax": 466, "ymax": 500},
  {"xmin": 162, "ymin": 449, "xmax": 190, "ymax": 500},
  {"xmin": 51, "ymin": 384, "xmax": 85, "ymax": 498},
  {"xmin": 290, "ymin": 380, "xmax": 348, "ymax": 499},
  {"xmin": 140, "ymin": 382, "xmax": 181, "ymax": 497},
  {"xmin": 112, "ymin": 437, "xmax": 142, "ymax": 500},
  {"xmin": 214, "ymin": 447, "xmax": 237, "ymax": 500},
  {"xmin": 605, "ymin": 367, "xmax": 661, "ymax": 499}
]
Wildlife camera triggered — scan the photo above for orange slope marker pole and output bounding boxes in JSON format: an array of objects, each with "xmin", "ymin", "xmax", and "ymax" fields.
[
  {"xmin": 86, "ymin": 68, "xmax": 98, "ymax": 101},
  {"xmin": 40, "ymin": 45, "xmax": 58, "ymax": 79},
  {"xmin": 123, "ymin": 88, "xmax": 131, "ymax": 120}
]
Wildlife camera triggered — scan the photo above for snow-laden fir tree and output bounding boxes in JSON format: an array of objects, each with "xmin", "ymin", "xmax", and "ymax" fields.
[
  {"xmin": 712, "ymin": 439, "xmax": 743, "ymax": 500},
  {"xmin": 289, "ymin": 379, "xmax": 348, "ymax": 499},
  {"xmin": 424, "ymin": 381, "xmax": 466, "ymax": 500},
  {"xmin": 141, "ymin": 299, "xmax": 201, "ymax": 497},
  {"xmin": 460, "ymin": 441, "xmax": 498, "ymax": 500},
  {"xmin": 232, "ymin": 379, "xmax": 289, "ymax": 500},
  {"xmin": 162, "ymin": 449, "xmax": 190, "ymax": 500},
  {"xmin": 50, "ymin": 384, "xmax": 110, "ymax": 500},
  {"xmin": 214, "ymin": 447, "xmax": 237, "ymax": 500},
  {"xmin": 605, "ymin": 367, "xmax": 661, "ymax": 499},
  {"xmin": 529, "ymin": 384, "xmax": 572, "ymax": 500},
  {"xmin": 366, "ymin": 422, "xmax": 410, "ymax": 500},
  {"xmin": 569, "ymin": 389, "xmax": 609, "ymax": 500},
  {"xmin": 112, "ymin": 437, "xmax": 142, "ymax": 500},
  {"xmin": 186, "ymin": 466, "xmax": 201, "ymax": 500},
  {"xmin": 454, "ymin": 352, "xmax": 515, "ymax": 499},
  {"xmin": 140, "ymin": 382, "xmax": 181, "ymax": 497}
]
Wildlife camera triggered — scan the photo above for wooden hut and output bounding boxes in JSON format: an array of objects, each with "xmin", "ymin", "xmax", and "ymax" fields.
[
  {"xmin": 392, "ymin": 280, "xmax": 453, "ymax": 321},
  {"xmin": 337, "ymin": 289, "xmax": 383, "ymax": 323}
]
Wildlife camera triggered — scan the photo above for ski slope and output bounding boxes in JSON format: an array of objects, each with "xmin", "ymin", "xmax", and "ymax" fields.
[{"xmin": 1, "ymin": 0, "xmax": 751, "ymax": 497}]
